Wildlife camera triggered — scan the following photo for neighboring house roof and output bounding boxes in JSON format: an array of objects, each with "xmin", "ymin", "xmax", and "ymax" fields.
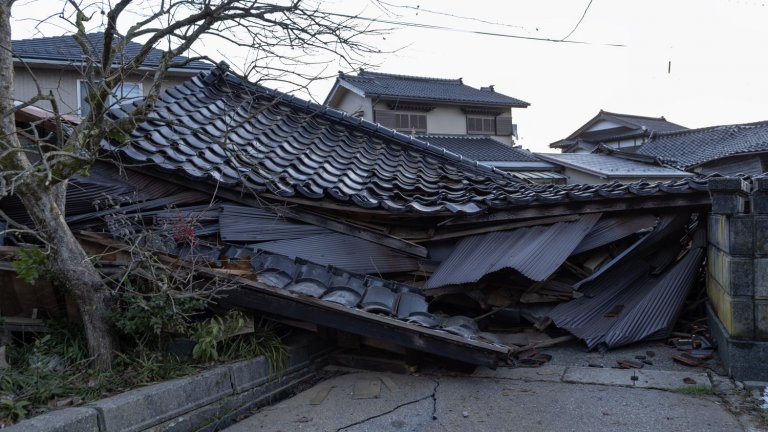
[
  {"xmin": 103, "ymin": 64, "xmax": 712, "ymax": 216},
  {"xmin": 325, "ymin": 70, "xmax": 529, "ymax": 108},
  {"xmin": 636, "ymin": 120, "xmax": 768, "ymax": 169},
  {"xmin": 536, "ymin": 153, "xmax": 693, "ymax": 179},
  {"xmin": 11, "ymin": 32, "xmax": 212, "ymax": 73},
  {"xmin": 415, "ymin": 135, "xmax": 554, "ymax": 169},
  {"xmin": 550, "ymin": 110, "xmax": 687, "ymax": 149}
]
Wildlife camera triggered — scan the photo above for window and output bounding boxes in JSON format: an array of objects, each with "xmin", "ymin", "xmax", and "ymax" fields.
[
  {"xmin": 374, "ymin": 110, "xmax": 427, "ymax": 133},
  {"xmin": 467, "ymin": 115, "xmax": 496, "ymax": 134},
  {"xmin": 79, "ymin": 81, "xmax": 143, "ymax": 117},
  {"xmin": 395, "ymin": 113, "xmax": 427, "ymax": 132}
]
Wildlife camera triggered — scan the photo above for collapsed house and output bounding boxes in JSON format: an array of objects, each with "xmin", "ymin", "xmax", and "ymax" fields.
[{"xmin": 0, "ymin": 63, "xmax": 715, "ymax": 367}]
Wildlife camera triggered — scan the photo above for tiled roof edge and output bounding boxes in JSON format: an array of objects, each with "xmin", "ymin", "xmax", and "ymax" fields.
[{"xmin": 650, "ymin": 119, "xmax": 768, "ymax": 140}]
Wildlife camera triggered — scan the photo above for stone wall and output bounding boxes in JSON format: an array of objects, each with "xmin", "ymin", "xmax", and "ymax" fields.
[{"xmin": 707, "ymin": 176, "xmax": 768, "ymax": 380}]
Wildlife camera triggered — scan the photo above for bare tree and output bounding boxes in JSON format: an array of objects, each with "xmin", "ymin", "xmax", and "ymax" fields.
[{"xmin": 0, "ymin": 0, "xmax": 382, "ymax": 370}]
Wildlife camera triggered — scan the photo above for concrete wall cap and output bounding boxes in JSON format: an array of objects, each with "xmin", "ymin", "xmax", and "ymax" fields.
[{"xmin": 708, "ymin": 177, "xmax": 751, "ymax": 194}]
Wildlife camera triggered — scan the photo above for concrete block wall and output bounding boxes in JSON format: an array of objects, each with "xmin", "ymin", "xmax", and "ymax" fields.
[
  {"xmin": 4, "ymin": 332, "xmax": 332, "ymax": 432},
  {"xmin": 707, "ymin": 176, "xmax": 768, "ymax": 380}
]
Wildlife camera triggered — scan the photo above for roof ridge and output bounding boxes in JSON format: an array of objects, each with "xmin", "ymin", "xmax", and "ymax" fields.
[
  {"xmin": 215, "ymin": 67, "xmax": 512, "ymax": 180},
  {"xmin": 352, "ymin": 70, "xmax": 462, "ymax": 84},
  {"xmin": 601, "ymin": 110, "xmax": 668, "ymax": 121},
  {"xmin": 12, "ymin": 31, "xmax": 110, "ymax": 43}
]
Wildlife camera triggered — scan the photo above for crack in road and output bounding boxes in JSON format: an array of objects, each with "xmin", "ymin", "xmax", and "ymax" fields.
[{"xmin": 335, "ymin": 378, "xmax": 441, "ymax": 432}]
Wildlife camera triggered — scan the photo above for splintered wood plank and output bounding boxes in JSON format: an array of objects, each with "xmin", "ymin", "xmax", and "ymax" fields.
[{"xmin": 353, "ymin": 379, "xmax": 381, "ymax": 399}]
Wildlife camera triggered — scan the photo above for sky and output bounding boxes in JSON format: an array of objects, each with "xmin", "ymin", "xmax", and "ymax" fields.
[{"xmin": 10, "ymin": 0, "xmax": 768, "ymax": 152}]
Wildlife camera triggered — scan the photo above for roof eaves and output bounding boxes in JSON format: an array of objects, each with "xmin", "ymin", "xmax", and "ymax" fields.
[{"xmin": 325, "ymin": 77, "xmax": 367, "ymax": 105}]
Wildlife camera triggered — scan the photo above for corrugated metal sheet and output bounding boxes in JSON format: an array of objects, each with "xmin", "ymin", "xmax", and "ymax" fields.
[
  {"xmin": 251, "ymin": 233, "xmax": 421, "ymax": 274},
  {"xmin": 219, "ymin": 205, "xmax": 330, "ymax": 242},
  {"xmin": 424, "ymin": 213, "xmax": 601, "ymax": 289},
  {"xmin": 573, "ymin": 213, "xmax": 690, "ymax": 289},
  {"xmin": 572, "ymin": 214, "xmax": 657, "ymax": 255},
  {"xmin": 549, "ymin": 246, "xmax": 704, "ymax": 349},
  {"xmin": 66, "ymin": 191, "xmax": 209, "ymax": 224}
]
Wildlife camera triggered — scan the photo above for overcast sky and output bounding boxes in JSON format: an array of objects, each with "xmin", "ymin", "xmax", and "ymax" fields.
[{"xmin": 11, "ymin": 0, "xmax": 768, "ymax": 152}]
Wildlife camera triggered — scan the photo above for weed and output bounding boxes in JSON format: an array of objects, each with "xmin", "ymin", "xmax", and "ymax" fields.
[
  {"xmin": 677, "ymin": 385, "xmax": 715, "ymax": 395},
  {"xmin": 0, "ymin": 398, "xmax": 30, "ymax": 423}
]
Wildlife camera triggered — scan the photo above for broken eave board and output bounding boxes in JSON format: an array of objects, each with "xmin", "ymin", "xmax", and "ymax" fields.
[
  {"xmin": 217, "ymin": 275, "xmax": 508, "ymax": 368},
  {"xmin": 423, "ymin": 213, "xmax": 601, "ymax": 290}
]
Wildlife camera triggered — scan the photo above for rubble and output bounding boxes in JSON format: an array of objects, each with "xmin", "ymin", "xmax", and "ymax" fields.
[{"xmin": 0, "ymin": 64, "xmax": 719, "ymax": 369}]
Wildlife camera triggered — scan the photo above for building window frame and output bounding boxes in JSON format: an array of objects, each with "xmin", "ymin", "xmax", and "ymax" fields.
[
  {"xmin": 375, "ymin": 110, "xmax": 427, "ymax": 133},
  {"xmin": 78, "ymin": 80, "xmax": 144, "ymax": 117},
  {"xmin": 466, "ymin": 115, "xmax": 497, "ymax": 135}
]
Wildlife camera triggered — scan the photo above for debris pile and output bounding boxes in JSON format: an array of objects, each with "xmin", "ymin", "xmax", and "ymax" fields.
[{"xmin": 0, "ymin": 66, "xmax": 716, "ymax": 369}]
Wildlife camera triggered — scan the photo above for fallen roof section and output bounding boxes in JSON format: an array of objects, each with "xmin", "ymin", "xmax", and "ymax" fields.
[
  {"xmin": 217, "ymin": 248, "xmax": 507, "ymax": 367},
  {"xmin": 104, "ymin": 64, "xmax": 714, "ymax": 218}
]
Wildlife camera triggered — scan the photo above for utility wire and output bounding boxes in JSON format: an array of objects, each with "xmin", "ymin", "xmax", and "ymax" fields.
[
  {"xmin": 376, "ymin": 1, "xmax": 531, "ymax": 34},
  {"xmin": 561, "ymin": 0, "xmax": 594, "ymax": 41},
  {"xmin": 327, "ymin": 12, "xmax": 624, "ymax": 47}
]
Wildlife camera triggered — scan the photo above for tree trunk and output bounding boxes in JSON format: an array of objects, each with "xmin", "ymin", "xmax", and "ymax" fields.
[
  {"xmin": 0, "ymin": 0, "xmax": 117, "ymax": 370},
  {"xmin": 20, "ymin": 189, "xmax": 117, "ymax": 370}
]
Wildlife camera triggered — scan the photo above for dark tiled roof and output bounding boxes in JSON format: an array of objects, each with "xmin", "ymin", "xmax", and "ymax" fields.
[
  {"xmin": 601, "ymin": 111, "xmax": 688, "ymax": 134},
  {"xmin": 333, "ymin": 70, "xmax": 529, "ymax": 107},
  {"xmin": 636, "ymin": 121, "xmax": 768, "ymax": 169},
  {"xmin": 551, "ymin": 111, "xmax": 687, "ymax": 149},
  {"xmin": 12, "ymin": 32, "xmax": 212, "ymax": 71},
  {"xmin": 415, "ymin": 135, "xmax": 540, "ymax": 162},
  {"xmin": 104, "ymin": 65, "xmax": 714, "ymax": 216}
]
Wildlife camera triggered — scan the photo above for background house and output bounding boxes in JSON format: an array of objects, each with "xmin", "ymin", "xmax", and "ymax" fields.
[
  {"xmin": 11, "ymin": 32, "xmax": 211, "ymax": 117},
  {"xmin": 636, "ymin": 120, "xmax": 768, "ymax": 176},
  {"xmin": 535, "ymin": 152, "xmax": 693, "ymax": 184},
  {"xmin": 550, "ymin": 110, "xmax": 688, "ymax": 154},
  {"xmin": 324, "ymin": 70, "xmax": 565, "ymax": 183}
]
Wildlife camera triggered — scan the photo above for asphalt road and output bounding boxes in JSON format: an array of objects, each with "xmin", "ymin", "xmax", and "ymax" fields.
[{"xmin": 224, "ymin": 369, "xmax": 748, "ymax": 432}]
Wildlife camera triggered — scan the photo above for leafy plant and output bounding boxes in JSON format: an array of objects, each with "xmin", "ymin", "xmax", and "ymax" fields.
[
  {"xmin": 192, "ymin": 310, "xmax": 247, "ymax": 361},
  {"xmin": 11, "ymin": 247, "xmax": 49, "ymax": 284},
  {"xmin": 192, "ymin": 312, "xmax": 287, "ymax": 376},
  {"xmin": 0, "ymin": 398, "xmax": 30, "ymax": 423}
]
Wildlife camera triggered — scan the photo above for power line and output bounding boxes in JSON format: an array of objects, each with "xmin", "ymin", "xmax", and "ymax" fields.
[
  {"xmin": 327, "ymin": 12, "xmax": 624, "ymax": 47},
  {"xmin": 561, "ymin": 0, "xmax": 594, "ymax": 41},
  {"xmin": 376, "ymin": 1, "xmax": 532, "ymax": 34}
]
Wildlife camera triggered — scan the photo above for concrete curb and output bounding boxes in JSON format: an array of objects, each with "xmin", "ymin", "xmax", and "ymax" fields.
[
  {"xmin": 4, "ymin": 332, "xmax": 332, "ymax": 432},
  {"xmin": 473, "ymin": 365, "xmax": 712, "ymax": 391}
]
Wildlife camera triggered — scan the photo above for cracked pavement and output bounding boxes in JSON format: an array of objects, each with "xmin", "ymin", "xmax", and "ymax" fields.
[{"xmin": 223, "ymin": 368, "xmax": 746, "ymax": 432}]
